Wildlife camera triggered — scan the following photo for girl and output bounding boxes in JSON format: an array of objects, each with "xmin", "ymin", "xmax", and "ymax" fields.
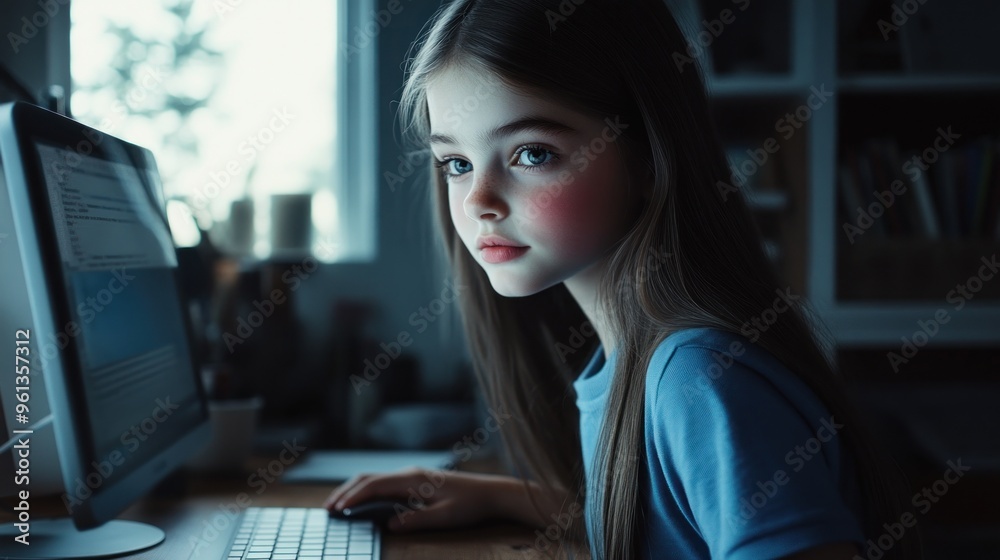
[{"xmin": 325, "ymin": 0, "xmax": 921, "ymax": 558}]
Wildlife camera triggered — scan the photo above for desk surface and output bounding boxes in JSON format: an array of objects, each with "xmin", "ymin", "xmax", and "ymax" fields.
[{"xmin": 109, "ymin": 465, "xmax": 588, "ymax": 560}]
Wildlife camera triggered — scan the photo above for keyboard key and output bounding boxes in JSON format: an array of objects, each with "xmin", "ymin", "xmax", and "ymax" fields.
[
  {"xmin": 225, "ymin": 507, "xmax": 377, "ymax": 560},
  {"xmin": 327, "ymin": 536, "xmax": 349, "ymax": 543}
]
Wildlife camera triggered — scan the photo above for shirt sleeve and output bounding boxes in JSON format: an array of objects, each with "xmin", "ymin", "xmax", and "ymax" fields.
[{"xmin": 648, "ymin": 345, "xmax": 866, "ymax": 560}]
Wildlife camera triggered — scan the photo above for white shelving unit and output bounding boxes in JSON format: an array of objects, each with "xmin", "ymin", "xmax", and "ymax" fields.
[{"xmin": 701, "ymin": 0, "xmax": 1000, "ymax": 346}]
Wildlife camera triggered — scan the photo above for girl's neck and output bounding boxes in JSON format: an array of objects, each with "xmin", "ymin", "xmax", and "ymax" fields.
[{"xmin": 563, "ymin": 261, "xmax": 616, "ymax": 360}]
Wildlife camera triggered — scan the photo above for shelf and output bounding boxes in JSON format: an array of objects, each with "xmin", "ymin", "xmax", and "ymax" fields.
[
  {"xmin": 821, "ymin": 303, "xmax": 1000, "ymax": 345},
  {"xmin": 836, "ymin": 239, "xmax": 1000, "ymax": 301},
  {"xmin": 838, "ymin": 74, "xmax": 1000, "ymax": 94},
  {"xmin": 707, "ymin": 74, "xmax": 810, "ymax": 98},
  {"xmin": 702, "ymin": 0, "xmax": 1000, "ymax": 344}
]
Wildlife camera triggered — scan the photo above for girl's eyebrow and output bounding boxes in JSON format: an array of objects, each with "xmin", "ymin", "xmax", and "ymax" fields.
[{"xmin": 429, "ymin": 116, "xmax": 578, "ymax": 146}]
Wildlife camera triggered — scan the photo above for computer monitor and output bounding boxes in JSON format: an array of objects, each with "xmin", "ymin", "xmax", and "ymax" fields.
[{"xmin": 0, "ymin": 101, "xmax": 210, "ymax": 558}]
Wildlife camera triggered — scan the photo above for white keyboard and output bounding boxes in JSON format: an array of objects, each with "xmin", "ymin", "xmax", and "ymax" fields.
[{"xmin": 222, "ymin": 507, "xmax": 380, "ymax": 560}]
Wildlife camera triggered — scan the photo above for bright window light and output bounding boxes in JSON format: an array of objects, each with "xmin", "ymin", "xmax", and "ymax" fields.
[{"xmin": 70, "ymin": 0, "xmax": 342, "ymax": 261}]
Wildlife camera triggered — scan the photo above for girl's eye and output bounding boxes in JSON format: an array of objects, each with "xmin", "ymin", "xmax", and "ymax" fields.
[
  {"xmin": 514, "ymin": 145, "xmax": 558, "ymax": 169},
  {"xmin": 434, "ymin": 158, "xmax": 473, "ymax": 178}
]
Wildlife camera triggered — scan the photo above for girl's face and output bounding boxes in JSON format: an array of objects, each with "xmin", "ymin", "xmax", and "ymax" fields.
[{"xmin": 426, "ymin": 66, "xmax": 644, "ymax": 297}]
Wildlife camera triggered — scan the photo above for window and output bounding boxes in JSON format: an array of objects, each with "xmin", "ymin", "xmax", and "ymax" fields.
[{"xmin": 70, "ymin": 0, "xmax": 375, "ymax": 262}]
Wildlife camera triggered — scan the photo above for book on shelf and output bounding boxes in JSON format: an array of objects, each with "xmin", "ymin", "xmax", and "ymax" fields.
[
  {"xmin": 907, "ymin": 165, "xmax": 940, "ymax": 239},
  {"xmin": 838, "ymin": 136, "xmax": 1000, "ymax": 241},
  {"xmin": 971, "ymin": 136, "xmax": 995, "ymax": 235},
  {"xmin": 933, "ymin": 150, "xmax": 959, "ymax": 238}
]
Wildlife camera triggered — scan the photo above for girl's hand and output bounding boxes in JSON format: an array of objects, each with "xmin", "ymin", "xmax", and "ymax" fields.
[{"xmin": 322, "ymin": 468, "xmax": 519, "ymax": 531}]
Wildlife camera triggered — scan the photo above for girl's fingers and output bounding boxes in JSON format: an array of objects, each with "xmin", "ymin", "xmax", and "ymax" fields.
[
  {"xmin": 334, "ymin": 468, "xmax": 429, "ymax": 510},
  {"xmin": 323, "ymin": 473, "xmax": 370, "ymax": 509}
]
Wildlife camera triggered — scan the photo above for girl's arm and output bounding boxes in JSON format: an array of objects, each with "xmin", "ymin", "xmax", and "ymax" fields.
[
  {"xmin": 489, "ymin": 475, "xmax": 578, "ymax": 530},
  {"xmin": 324, "ymin": 468, "xmax": 574, "ymax": 532}
]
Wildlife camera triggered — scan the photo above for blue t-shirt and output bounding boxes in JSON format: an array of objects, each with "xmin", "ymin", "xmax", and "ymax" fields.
[{"xmin": 573, "ymin": 327, "xmax": 865, "ymax": 559}]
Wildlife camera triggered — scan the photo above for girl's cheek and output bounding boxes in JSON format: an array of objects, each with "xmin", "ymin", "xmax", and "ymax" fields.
[{"xmin": 525, "ymin": 180, "xmax": 604, "ymax": 254}]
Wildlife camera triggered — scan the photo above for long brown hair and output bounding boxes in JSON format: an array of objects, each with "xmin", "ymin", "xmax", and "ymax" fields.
[{"xmin": 398, "ymin": 1, "xmax": 920, "ymax": 558}]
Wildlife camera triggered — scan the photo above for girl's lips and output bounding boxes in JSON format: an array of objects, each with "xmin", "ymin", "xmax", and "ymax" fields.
[{"xmin": 480, "ymin": 245, "xmax": 529, "ymax": 264}]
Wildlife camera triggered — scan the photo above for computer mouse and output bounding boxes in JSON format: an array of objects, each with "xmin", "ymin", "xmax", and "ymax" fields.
[{"xmin": 329, "ymin": 499, "xmax": 405, "ymax": 523}]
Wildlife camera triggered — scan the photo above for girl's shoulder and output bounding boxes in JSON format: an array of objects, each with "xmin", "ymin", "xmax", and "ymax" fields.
[
  {"xmin": 644, "ymin": 326, "xmax": 821, "ymax": 414},
  {"xmin": 641, "ymin": 328, "xmax": 864, "ymax": 557},
  {"xmin": 647, "ymin": 326, "xmax": 754, "ymax": 373}
]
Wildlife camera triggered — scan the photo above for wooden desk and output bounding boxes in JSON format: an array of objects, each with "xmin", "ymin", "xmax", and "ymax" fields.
[
  {"xmin": 0, "ymin": 453, "xmax": 588, "ymax": 559},
  {"xmin": 104, "ymin": 465, "xmax": 588, "ymax": 560}
]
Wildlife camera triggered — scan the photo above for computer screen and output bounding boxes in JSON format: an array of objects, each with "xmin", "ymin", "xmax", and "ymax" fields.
[
  {"xmin": 32, "ymin": 141, "xmax": 204, "ymax": 487},
  {"xmin": 0, "ymin": 101, "xmax": 209, "ymax": 558}
]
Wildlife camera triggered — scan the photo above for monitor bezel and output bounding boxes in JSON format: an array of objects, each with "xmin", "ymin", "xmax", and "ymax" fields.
[{"xmin": 0, "ymin": 101, "xmax": 210, "ymax": 529}]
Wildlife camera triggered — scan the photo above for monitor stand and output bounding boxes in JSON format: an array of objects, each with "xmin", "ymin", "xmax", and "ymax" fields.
[{"xmin": 0, "ymin": 519, "xmax": 164, "ymax": 559}]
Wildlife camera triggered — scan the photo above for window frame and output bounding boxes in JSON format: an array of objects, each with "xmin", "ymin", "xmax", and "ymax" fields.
[{"xmin": 333, "ymin": 0, "xmax": 377, "ymax": 262}]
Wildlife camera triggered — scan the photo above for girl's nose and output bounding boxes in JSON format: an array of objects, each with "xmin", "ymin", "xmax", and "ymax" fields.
[{"xmin": 464, "ymin": 176, "xmax": 508, "ymax": 222}]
